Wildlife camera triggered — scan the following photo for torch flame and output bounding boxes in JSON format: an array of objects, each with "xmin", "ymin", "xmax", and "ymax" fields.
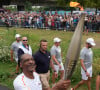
[
  {"xmin": 70, "ymin": 1, "xmax": 80, "ymax": 7},
  {"xmin": 70, "ymin": 1, "xmax": 84, "ymax": 11}
]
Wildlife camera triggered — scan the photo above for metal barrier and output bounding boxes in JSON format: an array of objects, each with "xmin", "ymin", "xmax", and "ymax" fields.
[{"xmin": 0, "ymin": 20, "xmax": 99, "ymax": 32}]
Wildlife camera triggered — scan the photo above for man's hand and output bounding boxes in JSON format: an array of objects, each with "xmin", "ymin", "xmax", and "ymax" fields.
[
  {"xmin": 86, "ymin": 71, "xmax": 90, "ymax": 77},
  {"xmin": 59, "ymin": 64, "xmax": 62, "ymax": 69},
  {"xmin": 52, "ymin": 80, "xmax": 71, "ymax": 90}
]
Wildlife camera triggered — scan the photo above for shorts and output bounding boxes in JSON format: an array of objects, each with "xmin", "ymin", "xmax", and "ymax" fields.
[
  {"xmin": 39, "ymin": 70, "xmax": 50, "ymax": 89},
  {"xmin": 81, "ymin": 66, "xmax": 92, "ymax": 80},
  {"xmin": 15, "ymin": 58, "xmax": 18, "ymax": 63},
  {"xmin": 54, "ymin": 62, "xmax": 64, "ymax": 74}
]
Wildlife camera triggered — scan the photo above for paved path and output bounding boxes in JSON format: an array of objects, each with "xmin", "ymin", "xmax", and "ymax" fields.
[{"xmin": 0, "ymin": 85, "xmax": 10, "ymax": 90}]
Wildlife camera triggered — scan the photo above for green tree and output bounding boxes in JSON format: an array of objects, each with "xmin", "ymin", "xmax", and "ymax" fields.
[
  {"xmin": 24, "ymin": 1, "xmax": 32, "ymax": 11},
  {"xmin": 74, "ymin": 0, "xmax": 100, "ymax": 14},
  {"xmin": 90, "ymin": 0, "xmax": 100, "ymax": 14},
  {"xmin": 56, "ymin": 0, "xmax": 66, "ymax": 7}
]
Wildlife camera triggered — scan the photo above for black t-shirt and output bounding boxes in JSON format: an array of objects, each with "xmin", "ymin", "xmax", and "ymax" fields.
[{"xmin": 33, "ymin": 50, "xmax": 51, "ymax": 74}]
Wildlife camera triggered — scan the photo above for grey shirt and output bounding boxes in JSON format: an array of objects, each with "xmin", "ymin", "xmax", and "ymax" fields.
[
  {"xmin": 11, "ymin": 41, "xmax": 22, "ymax": 62},
  {"xmin": 50, "ymin": 45, "xmax": 62, "ymax": 64},
  {"xmin": 80, "ymin": 47, "xmax": 93, "ymax": 69}
]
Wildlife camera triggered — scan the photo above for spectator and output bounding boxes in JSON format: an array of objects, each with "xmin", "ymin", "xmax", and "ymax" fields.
[
  {"xmin": 84, "ymin": 16, "xmax": 89, "ymax": 35},
  {"xmin": 5, "ymin": 17, "xmax": 9, "ymax": 30},
  {"xmin": 0, "ymin": 11, "xmax": 99, "ymax": 31}
]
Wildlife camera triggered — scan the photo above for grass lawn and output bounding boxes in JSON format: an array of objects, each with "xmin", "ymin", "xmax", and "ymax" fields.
[{"xmin": 0, "ymin": 27, "xmax": 100, "ymax": 90}]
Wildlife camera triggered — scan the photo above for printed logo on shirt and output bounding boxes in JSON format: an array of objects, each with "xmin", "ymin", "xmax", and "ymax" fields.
[
  {"xmin": 48, "ymin": 56, "xmax": 51, "ymax": 58},
  {"xmin": 38, "ymin": 83, "xmax": 41, "ymax": 85}
]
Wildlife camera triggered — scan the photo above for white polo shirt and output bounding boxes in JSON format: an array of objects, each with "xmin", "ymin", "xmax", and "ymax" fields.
[{"xmin": 13, "ymin": 72, "xmax": 42, "ymax": 90}]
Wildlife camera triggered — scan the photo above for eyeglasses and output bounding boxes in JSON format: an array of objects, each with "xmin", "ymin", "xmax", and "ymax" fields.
[{"xmin": 23, "ymin": 40, "xmax": 28, "ymax": 41}]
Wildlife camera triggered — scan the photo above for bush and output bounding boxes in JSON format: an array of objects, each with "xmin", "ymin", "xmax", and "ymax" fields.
[
  {"xmin": 0, "ymin": 30, "xmax": 16, "ymax": 62},
  {"xmin": 0, "ymin": 72, "xmax": 11, "ymax": 81},
  {"xmin": 5, "ymin": 6, "xmax": 17, "ymax": 12}
]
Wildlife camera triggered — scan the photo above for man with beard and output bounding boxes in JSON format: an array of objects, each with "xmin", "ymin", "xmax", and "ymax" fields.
[
  {"xmin": 13, "ymin": 54, "xmax": 70, "ymax": 90},
  {"xmin": 33, "ymin": 39, "xmax": 57, "ymax": 90},
  {"xmin": 11, "ymin": 34, "xmax": 22, "ymax": 74},
  {"xmin": 50, "ymin": 37, "xmax": 64, "ymax": 85},
  {"xmin": 72, "ymin": 38, "xmax": 96, "ymax": 90}
]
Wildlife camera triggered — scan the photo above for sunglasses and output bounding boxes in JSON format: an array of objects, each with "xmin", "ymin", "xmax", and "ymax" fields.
[{"xmin": 23, "ymin": 40, "xmax": 28, "ymax": 41}]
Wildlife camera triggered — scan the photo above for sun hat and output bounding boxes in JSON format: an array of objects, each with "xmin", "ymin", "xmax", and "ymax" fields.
[
  {"xmin": 86, "ymin": 38, "xmax": 96, "ymax": 46},
  {"xmin": 54, "ymin": 37, "xmax": 61, "ymax": 42},
  {"xmin": 15, "ymin": 34, "xmax": 21, "ymax": 38}
]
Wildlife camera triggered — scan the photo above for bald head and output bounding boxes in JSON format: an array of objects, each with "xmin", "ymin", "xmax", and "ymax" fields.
[
  {"xmin": 20, "ymin": 54, "xmax": 35, "ymax": 72},
  {"xmin": 20, "ymin": 54, "xmax": 33, "ymax": 63}
]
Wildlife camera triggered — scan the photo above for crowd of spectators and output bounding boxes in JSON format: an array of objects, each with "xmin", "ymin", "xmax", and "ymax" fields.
[{"xmin": 0, "ymin": 11, "xmax": 100, "ymax": 32}]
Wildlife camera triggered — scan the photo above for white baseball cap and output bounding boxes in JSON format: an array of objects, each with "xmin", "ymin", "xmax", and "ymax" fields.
[
  {"xmin": 15, "ymin": 34, "xmax": 21, "ymax": 38},
  {"xmin": 86, "ymin": 38, "xmax": 96, "ymax": 46},
  {"xmin": 54, "ymin": 37, "xmax": 61, "ymax": 42}
]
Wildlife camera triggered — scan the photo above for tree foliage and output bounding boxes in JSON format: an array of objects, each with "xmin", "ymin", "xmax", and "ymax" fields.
[
  {"xmin": 0, "ymin": 0, "xmax": 100, "ymax": 11},
  {"xmin": 56, "ymin": 0, "xmax": 66, "ymax": 7},
  {"xmin": 56, "ymin": 0, "xmax": 100, "ymax": 9},
  {"xmin": 24, "ymin": 1, "xmax": 32, "ymax": 11}
]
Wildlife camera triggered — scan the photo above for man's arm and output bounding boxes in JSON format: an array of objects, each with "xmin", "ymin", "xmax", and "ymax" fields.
[
  {"xmin": 11, "ymin": 50, "xmax": 14, "ymax": 62},
  {"xmin": 80, "ymin": 59, "xmax": 87, "ymax": 72},
  {"xmin": 96, "ymin": 75, "xmax": 100, "ymax": 90},
  {"xmin": 81, "ymin": 59, "xmax": 90, "ymax": 77},
  {"xmin": 45, "ymin": 80, "xmax": 70, "ymax": 90},
  {"xmin": 50, "ymin": 59, "xmax": 58, "ymax": 77},
  {"xmin": 18, "ymin": 48, "xmax": 24, "ymax": 61},
  {"xmin": 11, "ymin": 43, "xmax": 15, "ymax": 62},
  {"xmin": 52, "ymin": 55, "xmax": 61, "ymax": 68},
  {"xmin": 51, "ymin": 80, "xmax": 70, "ymax": 90},
  {"xmin": 50, "ymin": 60, "xmax": 55, "ymax": 71}
]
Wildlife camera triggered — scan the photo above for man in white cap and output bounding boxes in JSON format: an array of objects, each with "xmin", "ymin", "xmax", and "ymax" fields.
[
  {"xmin": 11, "ymin": 34, "xmax": 22, "ymax": 74},
  {"xmin": 50, "ymin": 37, "xmax": 64, "ymax": 85},
  {"xmin": 72, "ymin": 38, "xmax": 96, "ymax": 90}
]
